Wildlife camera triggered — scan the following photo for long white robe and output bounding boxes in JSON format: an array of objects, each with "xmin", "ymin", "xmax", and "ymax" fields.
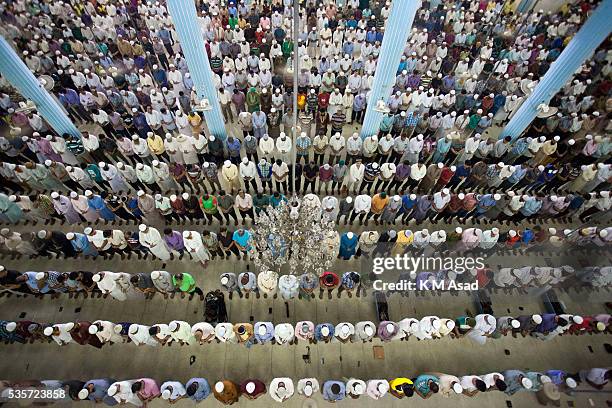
[
  {"xmin": 96, "ymin": 271, "xmax": 128, "ymax": 301},
  {"xmin": 139, "ymin": 227, "xmax": 171, "ymax": 261},
  {"xmin": 183, "ymin": 232, "xmax": 210, "ymax": 262}
]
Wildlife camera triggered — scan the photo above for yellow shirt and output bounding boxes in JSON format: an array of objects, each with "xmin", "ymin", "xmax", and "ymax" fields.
[
  {"xmin": 392, "ymin": 230, "xmax": 413, "ymax": 255},
  {"xmin": 147, "ymin": 136, "xmax": 165, "ymax": 154},
  {"xmin": 389, "ymin": 378, "xmax": 413, "ymax": 396},
  {"xmin": 371, "ymin": 195, "xmax": 389, "ymax": 214}
]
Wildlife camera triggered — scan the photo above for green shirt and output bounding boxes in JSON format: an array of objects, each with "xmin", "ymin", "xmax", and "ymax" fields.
[
  {"xmin": 172, "ymin": 273, "xmax": 196, "ymax": 293},
  {"xmin": 85, "ymin": 164, "xmax": 103, "ymax": 182},
  {"xmin": 253, "ymin": 194, "xmax": 270, "ymax": 213}
]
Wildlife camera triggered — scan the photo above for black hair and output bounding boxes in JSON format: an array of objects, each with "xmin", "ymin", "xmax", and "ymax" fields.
[
  {"xmin": 475, "ymin": 379, "xmax": 487, "ymax": 392},
  {"xmin": 495, "ymin": 379, "xmax": 507, "ymax": 391}
]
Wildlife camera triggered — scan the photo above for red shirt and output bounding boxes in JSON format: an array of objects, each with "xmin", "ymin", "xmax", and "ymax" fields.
[
  {"xmin": 438, "ymin": 167, "xmax": 455, "ymax": 184},
  {"xmin": 318, "ymin": 93, "xmax": 330, "ymax": 109},
  {"xmin": 319, "ymin": 271, "xmax": 339, "ymax": 288}
]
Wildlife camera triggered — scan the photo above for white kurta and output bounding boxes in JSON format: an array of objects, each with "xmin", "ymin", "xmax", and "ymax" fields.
[
  {"xmin": 183, "ymin": 232, "xmax": 210, "ymax": 262},
  {"xmin": 139, "ymin": 227, "xmax": 171, "ymax": 261}
]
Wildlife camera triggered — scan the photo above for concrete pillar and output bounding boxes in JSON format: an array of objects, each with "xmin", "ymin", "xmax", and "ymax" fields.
[
  {"xmin": 167, "ymin": 0, "xmax": 227, "ymax": 140},
  {"xmin": 360, "ymin": 0, "xmax": 421, "ymax": 138},
  {"xmin": 0, "ymin": 36, "xmax": 80, "ymax": 137},
  {"xmin": 501, "ymin": 0, "xmax": 612, "ymax": 140}
]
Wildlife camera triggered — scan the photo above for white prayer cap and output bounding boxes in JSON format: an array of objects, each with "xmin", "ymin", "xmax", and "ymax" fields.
[
  {"xmin": 0, "ymin": 229, "xmax": 9, "ymax": 237},
  {"xmin": 532, "ymin": 314, "xmax": 542, "ymax": 324},
  {"xmin": 92, "ymin": 273, "xmax": 102, "ymax": 282},
  {"xmin": 84, "ymin": 227, "xmax": 93, "ymax": 234},
  {"xmin": 154, "ymin": 194, "xmax": 162, "ymax": 200},
  {"xmin": 8, "ymin": 195, "xmax": 16, "ymax": 202},
  {"xmin": 246, "ymin": 382, "xmax": 256, "ymax": 393},
  {"xmin": 410, "ymin": 194, "xmax": 417, "ymax": 200},
  {"xmin": 364, "ymin": 325, "xmax": 374, "ymax": 336},
  {"xmin": 510, "ymin": 319, "xmax": 520, "ymax": 329},
  {"xmin": 215, "ymin": 382, "xmax": 224, "ymax": 393},
  {"xmin": 432, "ymin": 320, "xmax": 441, "ymax": 330},
  {"xmin": 182, "ymin": 193, "xmax": 189, "ymax": 200},
  {"xmin": 44, "ymin": 159, "xmax": 53, "ymax": 166},
  {"xmin": 493, "ymin": 193, "xmax": 501, "ymax": 200},
  {"xmin": 321, "ymin": 326, "xmax": 330, "ymax": 336},
  {"xmin": 540, "ymin": 375, "xmax": 552, "ymax": 384},
  {"xmin": 113, "ymin": 324, "xmax": 123, "ymax": 334},
  {"xmin": 78, "ymin": 389, "xmax": 89, "ymax": 400},
  {"xmin": 572, "ymin": 315, "xmax": 583, "ymax": 324},
  {"xmin": 257, "ymin": 325, "xmax": 266, "ymax": 336},
  {"xmin": 509, "ymin": 230, "xmax": 516, "ymax": 237},
  {"xmin": 44, "ymin": 327, "xmax": 54, "ymax": 336},
  {"xmin": 458, "ymin": 193, "xmax": 465, "ymax": 199},
  {"xmin": 596, "ymin": 322, "xmax": 606, "ymax": 331},
  {"xmin": 452, "ymin": 383, "xmax": 463, "ymax": 394},
  {"xmin": 303, "ymin": 384, "xmax": 313, "ymax": 396},
  {"xmin": 565, "ymin": 378, "xmax": 577, "ymax": 388},
  {"xmin": 442, "ymin": 188, "xmax": 449, "ymax": 195},
  {"xmin": 138, "ymin": 224, "xmax": 148, "ymax": 232},
  {"xmin": 520, "ymin": 378, "xmax": 533, "ymax": 389},
  {"xmin": 37, "ymin": 230, "xmax": 47, "ymax": 239},
  {"xmin": 455, "ymin": 227, "xmax": 463, "ymax": 234},
  {"xmin": 5, "ymin": 322, "xmax": 16, "ymax": 332},
  {"xmin": 386, "ymin": 323, "xmax": 395, "ymax": 333},
  {"xmin": 150, "ymin": 271, "xmax": 164, "ymax": 281},
  {"xmin": 129, "ymin": 325, "xmax": 139, "ymax": 334},
  {"xmin": 66, "ymin": 232, "xmax": 75, "ymax": 240},
  {"xmin": 51, "ymin": 192, "xmax": 60, "ymax": 199},
  {"xmin": 136, "ymin": 163, "xmax": 144, "ymax": 170},
  {"xmin": 152, "ymin": 160, "xmax": 159, "ymax": 166},
  {"xmin": 88, "ymin": 325, "xmax": 98, "ymax": 334},
  {"xmin": 35, "ymin": 272, "xmax": 46, "ymax": 280}
]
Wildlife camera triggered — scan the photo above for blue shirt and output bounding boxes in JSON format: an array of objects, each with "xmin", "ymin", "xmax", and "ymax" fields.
[
  {"xmin": 232, "ymin": 230, "xmax": 252, "ymax": 250},
  {"xmin": 24, "ymin": 271, "xmax": 50, "ymax": 293},
  {"xmin": 520, "ymin": 198, "xmax": 542, "ymax": 216},
  {"xmin": 185, "ymin": 378, "xmax": 211, "ymax": 401},
  {"xmin": 401, "ymin": 195, "xmax": 417, "ymax": 211},
  {"xmin": 414, "ymin": 375, "xmax": 438, "ymax": 396},
  {"xmin": 84, "ymin": 379, "xmax": 118, "ymax": 405},
  {"xmin": 254, "ymin": 322, "xmax": 274, "ymax": 343},
  {"xmin": 322, "ymin": 381, "xmax": 346, "ymax": 401},
  {"xmin": 314, "ymin": 323, "xmax": 334, "ymax": 341}
]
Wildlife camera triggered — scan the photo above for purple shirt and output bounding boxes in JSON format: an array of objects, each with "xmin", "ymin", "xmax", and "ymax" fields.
[
  {"xmin": 377, "ymin": 321, "xmax": 399, "ymax": 341},
  {"xmin": 164, "ymin": 231, "xmax": 185, "ymax": 251},
  {"xmin": 394, "ymin": 163, "xmax": 411, "ymax": 180},
  {"xmin": 534, "ymin": 313, "xmax": 557, "ymax": 333}
]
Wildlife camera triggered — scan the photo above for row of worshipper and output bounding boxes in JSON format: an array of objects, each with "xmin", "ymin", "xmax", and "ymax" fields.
[
  {"xmin": 0, "ymin": 224, "xmax": 609, "ymax": 265},
  {"xmin": 0, "ymin": 187, "xmax": 609, "ymax": 229},
  {"xmin": 3, "ymin": 264, "xmax": 610, "ymax": 303},
  {"xmin": 2, "ymin": 368, "xmax": 610, "ymax": 404},
  {"xmin": 1, "ymin": 312, "xmax": 608, "ymax": 347},
  {"xmin": 0, "ymin": 144, "xmax": 609, "ymax": 200}
]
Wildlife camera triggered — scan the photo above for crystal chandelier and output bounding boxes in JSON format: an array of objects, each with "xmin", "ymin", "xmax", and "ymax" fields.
[{"xmin": 249, "ymin": 196, "xmax": 337, "ymax": 276}]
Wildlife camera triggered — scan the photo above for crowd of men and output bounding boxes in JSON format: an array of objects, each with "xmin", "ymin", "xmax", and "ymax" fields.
[
  {"xmin": 0, "ymin": 0, "xmax": 609, "ymax": 210},
  {"xmin": 0, "ymin": 0, "xmax": 610, "ymax": 404},
  {"xmin": 1, "ymin": 367, "xmax": 609, "ymax": 404}
]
